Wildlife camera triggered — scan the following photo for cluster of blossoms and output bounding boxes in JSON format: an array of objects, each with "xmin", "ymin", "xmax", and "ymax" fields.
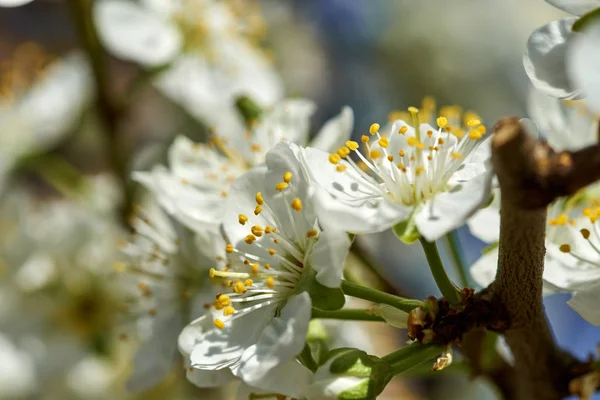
[{"xmin": 114, "ymin": 93, "xmax": 493, "ymax": 398}]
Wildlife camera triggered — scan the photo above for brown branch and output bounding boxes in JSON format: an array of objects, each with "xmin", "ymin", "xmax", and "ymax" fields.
[{"xmin": 489, "ymin": 118, "xmax": 584, "ymax": 399}]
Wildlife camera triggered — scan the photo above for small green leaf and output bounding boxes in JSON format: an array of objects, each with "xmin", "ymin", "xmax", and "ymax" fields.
[
  {"xmin": 392, "ymin": 208, "xmax": 420, "ymax": 244},
  {"xmin": 573, "ymin": 7, "xmax": 600, "ymax": 32},
  {"xmin": 303, "ymin": 270, "xmax": 346, "ymax": 311},
  {"xmin": 370, "ymin": 304, "xmax": 409, "ymax": 328}
]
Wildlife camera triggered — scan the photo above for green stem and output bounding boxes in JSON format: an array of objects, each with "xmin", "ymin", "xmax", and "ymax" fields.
[
  {"xmin": 341, "ymin": 280, "xmax": 423, "ymax": 313},
  {"xmin": 311, "ymin": 308, "xmax": 384, "ymax": 322},
  {"xmin": 419, "ymin": 237, "xmax": 462, "ymax": 306},
  {"xmin": 382, "ymin": 342, "xmax": 444, "ymax": 373},
  {"xmin": 446, "ymin": 230, "xmax": 471, "ymax": 288},
  {"xmin": 298, "ymin": 343, "xmax": 319, "ymax": 372}
]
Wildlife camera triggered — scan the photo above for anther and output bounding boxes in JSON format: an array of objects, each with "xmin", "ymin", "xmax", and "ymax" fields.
[
  {"xmin": 436, "ymin": 117, "xmax": 448, "ymax": 128},
  {"xmin": 337, "ymin": 146, "xmax": 350, "ymax": 158},
  {"xmin": 245, "ymin": 234, "xmax": 257, "ymax": 244},
  {"xmin": 256, "ymin": 192, "xmax": 264, "ymax": 205},
  {"xmin": 336, "ymin": 165, "xmax": 347, "ymax": 172},
  {"xmin": 268, "ymin": 248, "xmax": 276, "ymax": 255},
  {"xmin": 266, "ymin": 277, "xmax": 275, "ymax": 288},
  {"xmin": 369, "ymin": 123, "xmax": 380, "ymax": 135},
  {"xmin": 214, "ymin": 319, "xmax": 225, "ymax": 329},
  {"xmin": 398, "ymin": 126, "xmax": 408, "ymax": 134},
  {"xmin": 275, "ymin": 182, "xmax": 288, "ymax": 191},
  {"xmin": 223, "ymin": 306, "xmax": 235, "ymax": 316},
  {"xmin": 408, "ymin": 106, "xmax": 419, "ymax": 114},
  {"xmin": 361, "ymin": 135, "xmax": 370, "ymax": 143},
  {"xmin": 468, "ymin": 130, "xmax": 483, "ymax": 140},
  {"xmin": 559, "ymin": 244, "xmax": 571, "ymax": 253},
  {"xmin": 581, "ymin": 229, "xmax": 591, "ymax": 239},
  {"xmin": 306, "ymin": 229, "xmax": 319, "ymax": 238},
  {"xmin": 244, "ymin": 279, "xmax": 253, "ymax": 287},
  {"xmin": 346, "ymin": 141, "xmax": 359, "ymax": 151},
  {"xmin": 254, "ymin": 205, "xmax": 262, "ymax": 215},
  {"xmin": 283, "ymin": 172, "xmax": 292, "ymax": 183},
  {"xmin": 329, "ymin": 154, "xmax": 341, "ymax": 164},
  {"xmin": 238, "ymin": 214, "xmax": 249, "ymax": 225},
  {"xmin": 378, "ymin": 137, "xmax": 389, "ymax": 148},
  {"xmin": 291, "ymin": 198, "xmax": 303, "ymax": 211},
  {"xmin": 369, "ymin": 150, "xmax": 382, "ymax": 159},
  {"xmin": 467, "ymin": 119, "xmax": 481, "ymax": 127}
]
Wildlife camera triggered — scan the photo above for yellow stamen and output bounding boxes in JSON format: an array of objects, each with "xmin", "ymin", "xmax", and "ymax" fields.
[
  {"xmin": 559, "ymin": 244, "xmax": 571, "ymax": 253},
  {"xmin": 346, "ymin": 140, "xmax": 359, "ymax": 151},
  {"xmin": 226, "ymin": 244, "xmax": 234, "ymax": 253},
  {"xmin": 387, "ymin": 155, "xmax": 394, "ymax": 162},
  {"xmin": 256, "ymin": 192, "xmax": 264, "ymax": 205},
  {"xmin": 468, "ymin": 130, "xmax": 483, "ymax": 140},
  {"xmin": 408, "ymin": 106, "xmax": 419, "ymax": 114},
  {"xmin": 306, "ymin": 229, "xmax": 319, "ymax": 238},
  {"xmin": 291, "ymin": 198, "xmax": 302, "ymax": 211},
  {"xmin": 467, "ymin": 119, "xmax": 481, "ymax": 127},
  {"xmin": 244, "ymin": 279, "xmax": 253, "ymax": 287},
  {"xmin": 436, "ymin": 117, "xmax": 448, "ymax": 128},
  {"xmin": 283, "ymin": 172, "xmax": 292, "ymax": 183},
  {"xmin": 245, "ymin": 234, "xmax": 257, "ymax": 244},
  {"xmin": 254, "ymin": 205, "xmax": 262, "ymax": 215},
  {"xmin": 266, "ymin": 277, "xmax": 275, "ymax": 288},
  {"xmin": 251, "ymin": 226, "xmax": 263, "ymax": 237},
  {"xmin": 238, "ymin": 214, "xmax": 248, "ymax": 225},
  {"xmin": 275, "ymin": 182, "xmax": 288, "ymax": 191},
  {"xmin": 223, "ymin": 306, "xmax": 235, "ymax": 316},
  {"xmin": 369, "ymin": 149, "xmax": 382, "ymax": 159},
  {"xmin": 581, "ymin": 229, "xmax": 591, "ymax": 239},
  {"xmin": 398, "ymin": 126, "xmax": 408, "ymax": 135},
  {"xmin": 450, "ymin": 152, "xmax": 462, "ymax": 160},
  {"xmin": 337, "ymin": 146, "xmax": 350, "ymax": 158},
  {"xmin": 398, "ymin": 150, "xmax": 405, "ymax": 157},
  {"xmin": 218, "ymin": 295, "xmax": 231, "ymax": 306},
  {"xmin": 214, "ymin": 319, "xmax": 225, "ymax": 329},
  {"xmin": 361, "ymin": 135, "xmax": 370, "ymax": 143},
  {"xmin": 369, "ymin": 123, "xmax": 380, "ymax": 135},
  {"xmin": 329, "ymin": 153, "xmax": 341, "ymax": 164},
  {"xmin": 378, "ymin": 137, "xmax": 389, "ymax": 148},
  {"xmin": 336, "ymin": 164, "xmax": 347, "ymax": 172}
]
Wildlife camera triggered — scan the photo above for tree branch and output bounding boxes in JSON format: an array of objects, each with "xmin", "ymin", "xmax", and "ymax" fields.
[{"xmin": 489, "ymin": 118, "xmax": 581, "ymax": 399}]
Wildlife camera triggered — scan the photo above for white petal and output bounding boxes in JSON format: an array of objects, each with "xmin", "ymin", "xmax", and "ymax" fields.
[
  {"xmin": 544, "ymin": 242, "xmax": 600, "ymax": 291},
  {"xmin": 545, "ymin": 0, "xmax": 600, "ymax": 15},
  {"xmin": 93, "ymin": 0, "xmax": 181, "ymax": 67},
  {"xmin": 127, "ymin": 313, "xmax": 182, "ymax": 392},
  {"xmin": 258, "ymin": 99, "xmax": 316, "ymax": 146},
  {"xmin": 301, "ymin": 146, "xmax": 411, "ymax": 234},
  {"xmin": 310, "ymin": 106, "xmax": 354, "ymax": 153},
  {"xmin": 527, "ymin": 88, "xmax": 598, "ymax": 150},
  {"xmin": 568, "ymin": 282, "xmax": 600, "ymax": 326},
  {"xmin": 236, "ymin": 293, "xmax": 312, "ymax": 396},
  {"xmin": 189, "ymin": 303, "xmax": 277, "ymax": 370},
  {"xmin": 0, "ymin": 333, "xmax": 37, "ymax": 398},
  {"xmin": 470, "ymin": 247, "xmax": 499, "ymax": 288},
  {"xmin": 567, "ymin": 23, "xmax": 600, "ymax": 113},
  {"xmin": 467, "ymin": 189, "xmax": 500, "ymax": 243},
  {"xmin": 0, "ymin": 0, "xmax": 33, "ymax": 6},
  {"xmin": 308, "ymin": 229, "xmax": 351, "ymax": 288},
  {"xmin": 238, "ymin": 360, "xmax": 312, "ymax": 399},
  {"xmin": 416, "ymin": 171, "xmax": 493, "ymax": 242},
  {"xmin": 523, "ymin": 18, "xmax": 580, "ymax": 99}
]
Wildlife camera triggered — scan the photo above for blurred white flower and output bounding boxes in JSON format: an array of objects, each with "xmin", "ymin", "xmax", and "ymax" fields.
[
  {"xmin": 0, "ymin": 332, "xmax": 37, "ymax": 399},
  {"xmin": 114, "ymin": 198, "xmax": 226, "ymax": 391},
  {"xmin": 93, "ymin": 0, "xmax": 283, "ymax": 130},
  {"xmin": 0, "ymin": 0, "xmax": 34, "ymax": 7},
  {"xmin": 0, "ymin": 46, "xmax": 92, "ymax": 192},
  {"xmin": 179, "ymin": 142, "xmax": 350, "ymax": 395},
  {"xmin": 523, "ymin": 1, "xmax": 600, "ymax": 107},
  {"xmin": 301, "ymin": 108, "xmax": 492, "ymax": 241},
  {"xmin": 134, "ymin": 100, "xmax": 353, "ymax": 232}
]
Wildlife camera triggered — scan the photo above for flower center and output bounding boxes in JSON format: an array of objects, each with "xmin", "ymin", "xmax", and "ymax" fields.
[
  {"xmin": 209, "ymin": 171, "xmax": 320, "ymax": 329},
  {"xmin": 328, "ymin": 105, "xmax": 486, "ymax": 206},
  {"xmin": 554, "ymin": 203, "xmax": 600, "ymax": 267}
]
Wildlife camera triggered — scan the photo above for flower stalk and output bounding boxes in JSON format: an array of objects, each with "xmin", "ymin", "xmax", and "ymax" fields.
[
  {"xmin": 419, "ymin": 237, "xmax": 463, "ymax": 306},
  {"xmin": 311, "ymin": 308, "xmax": 384, "ymax": 322},
  {"xmin": 340, "ymin": 280, "xmax": 423, "ymax": 313},
  {"xmin": 446, "ymin": 230, "xmax": 471, "ymax": 288}
]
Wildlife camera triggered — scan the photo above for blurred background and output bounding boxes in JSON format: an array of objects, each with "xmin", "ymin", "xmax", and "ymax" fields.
[{"xmin": 0, "ymin": 0, "xmax": 598, "ymax": 399}]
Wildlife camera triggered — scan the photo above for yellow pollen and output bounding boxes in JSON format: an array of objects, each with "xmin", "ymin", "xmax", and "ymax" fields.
[
  {"xmin": 559, "ymin": 244, "xmax": 571, "ymax": 253},
  {"xmin": 275, "ymin": 182, "xmax": 288, "ymax": 191},
  {"xmin": 265, "ymin": 226, "xmax": 273, "ymax": 234},
  {"xmin": 369, "ymin": 123, "xmax": 380, "ymax": 135},
  {"xmin": 273, "ymin": 239, "xmax": 279, "ymax": 244},
  {"xmin": 256, "ymin": 192, "xmax": 264, "ymax": 205},
  {"xmin": 244, "ymin": 279, "xmax": 253, "ymax": 287},
  {"xmin": 220, "ymin": 191, "xmax": 228, "ymax": 198},
  {"xmin": 291, "ymin": 198, "xmax": 303, "ymax": 211},
  {"xmin": 477, "ymin": 125, "xmax": 487, "ymax": 134},
  {"xmin": 450, "ymin": 152, "xmax": 463, "ymax": 160},
  {"xmin": 396, "ymin": 162, "xmax": 405, "ymax": 170},
  {"xmin": 254, "ymin": 205, "xmax": 262, "ymax": 215},
  {"xmin": 234, "ymin": 281, "xmax": 247, "ymax": 294},
  {"xmin": 209, "ymin": 268, "xmax": 216, "ymax": 278},
  {"xmin": 438, "ymin": 138, "xmax": 445, "ymax": 144},
  {"xmin": 214, "ymin": 319, "xmax": 225, "ymax": 329},
  {"xmin": 369, "ymin": 150, "xmax": 382, "ymax": 159},
  {"xmin": 361, "ymin": 135, "xmax": 370, "ymax": 143},
  {"xmin": 387, "ymin": 155, "xmax": 394, "ymax": 162},
  {"xmin": 469, "ymin": 130, "xmax": 483, "ymax": 140},
  {"xmin": 398, "ymin": 150, "xmax": 405, "ymax": 157},
  {"xmin": 306, "ymin": 229, "xmax": 319, "ymax": 238},
  {"xmin": 408, "ymin": 106, "xmax": 419, "ymax": 114},
  {"xmin": 398, "ymin": 126, "xmax": 408, "ymax": 135},
  {"xmin": 268, "ymin": 248, "xmax": 276, "ymax": 255},
  {"xmin": 337, "ymin": 146, "xmax": 350, "ymax": 158},
  {"xmin": 251, "ymin": 144, "xmax": 262, "ymax": 152},
  {"xmin": 226, "ymin": 280, "xmax": 233, "ymax": 287},
  {"xmin": 407, "ymin": 137, "xmax": 424, "ymax": 149},
  {"xmin": 415, "ymin": 166, "xmax": 425, "ymax": 176},
  {"xmin": 427, "ymin": 130, "xmax": 433, "ymax": 137},
  {"xmin": 238, "ymin": 214, "xmax": 248, "ymax": 225},
  {"xmin": 329, "ymin": 153, "xmax": 341, "ymax": 164},
  {"xmin": 251, "ymin": 226, "xmax": 263, "ymax": 237},
  {"xmin": 218, "ymin": 295, "xmax": 231, "ymax": 306},
  {"xmin": 467, "ymin": 119, "xmax": 482, "ymax": 127},
  {"xmin": 283, "ymin": 172, "xmax": 292, "ymax": 183},
  {"xmin": 549, "ymin": 214, "xmax": 569, "ymax": 226},
  {"xmin": 244, "ymin": 259, "xmax": 251, "ymax": 265},
  {"xmin": 336, "ymin": 164, "xmax": 347, "ymax": 172},
  {"xmin": 250, "ymin": 262, "xmax": 259, "ymax": 273},
  {"xmin": 245, "ymin": 234, "xmax": 257, "ymax": 244},
  {"xmin": 581, "ymin": 229, "xmax": 591, "ymax": 239},
  {"xmin": 223, "ymin": 306, "xmax": 235, "ymax": 316},
  {"xmin": 346, "ymin": 140, "xmax": 359, "ymax": 151},
  {"xmin": 378, "ymin": 137, "xmax": 389, "ymax": 148},
  {"xmin": 436, "ymin": 117, "xmax": 448, "ymax": 128},
  {"xmin": 266, "ymin": 277, "xmax": 275, "ymax": 288}
]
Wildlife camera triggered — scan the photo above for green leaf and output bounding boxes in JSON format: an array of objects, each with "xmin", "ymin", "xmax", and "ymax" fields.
[
  {"xmin": 392, "ymin": 208, "xmax": 420, "ymax": 244},
  {"xmin": 573, "ymin": 7, "xmax": 600, "ymax": 32}
]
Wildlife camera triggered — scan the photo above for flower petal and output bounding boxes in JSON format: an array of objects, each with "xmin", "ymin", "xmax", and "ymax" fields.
[
  {"xmin": 568, "ymin": 282, "xmax": 600, "ymax": 326},
  {"xmin": 0, "ymin": 0, "xmax": 34, "ymax": 6},
  {"xmin": 470, "ymin": 247, "xmax": 499, "ymax": 288},
  {"xmin": 545, "ymin": 0, "xmax": 600, "ymax": 15},
  {"xmin": 309, "ymin": 106, "xmax": 354, "ymax": 153},
  {"xmin": 567, "ymin": 23, "xmax": 600, "ymax": 113},
  {"xmin": 416, "ymin": 171, "xmax": 493, "ymax": 241},
  {"xmin": 523, "ymin": 18, "xmax": 580, "ymax": 99},
  {"xmin": 467, "ymin": 189, "xmax": 500, "ymax": 243},
  {"xmin": 126, "ymin": 313, "xmax": 182, "ymax": 392},
  {"xmin": 93, "ymin": 0, "xmax": 181, "ymax": 67},
  {"xmin": 301, "ymin": 146, "xmax": 411, "ymax": 234},
  {"xmin": 257, "ymin": 99, "xmax": 316, "ymax": 146},
  {"xmin": 308, "ymin": 229, "xmax": 350, "ymax": 288},
  {"xmin": 236, "ymin": 292, "xmax": 312, "ymax": 396}
]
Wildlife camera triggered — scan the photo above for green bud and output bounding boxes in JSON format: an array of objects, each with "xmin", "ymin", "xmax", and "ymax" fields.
[{"xmin": 235, "ymin": 96, "xmax": 263, "ymax": 126}]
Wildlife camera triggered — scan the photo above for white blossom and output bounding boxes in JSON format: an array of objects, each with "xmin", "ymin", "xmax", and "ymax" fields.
[
  {"xmin": 301, "ymin": 107, "xmax": 492, "ymax": 241},
  {"xmin": 178, "ymin": 142, "xmax": 350, "ymax": 395}
]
